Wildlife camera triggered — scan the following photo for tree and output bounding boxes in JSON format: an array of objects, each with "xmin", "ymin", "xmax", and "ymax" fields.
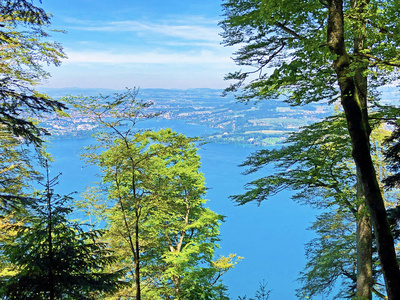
[
  {"xmin": 231, "ymin": 114, "xmax": 398, "ymax": 299},
  {"xmin": 221, "ymin": 0, "xmax": 400, "ymax": 297},
  {"xmin": 65, "ymin": 89, "xmax": 159, "ymax": 300},
  {"xmin": 231, "ymin": 116, "xmax": 373, "ymax": 298},
  {"xmin": 0, "ymin": 163, "xmax": 125, "ymax": 299},
  {"xmin": 136, "ymin": 129, "xmax": 235, "ymax": 299},
  {"xmin": 0, "ymin": 3, "xmax": 67, "ymax": 270},
  {"xmin": 67, "ymin": 90, "xmax": 238, "ymax": 299},
  {"xmin": 0, "ymin": 0, "xmax": 66, "ymax": 144},
  {"xmin": 98, "ymin": 129, "xmax": 235, "ymax": 299},
  {"xmin": 232, "ymin": 113, "xmax": 400, "ymax": 299}
]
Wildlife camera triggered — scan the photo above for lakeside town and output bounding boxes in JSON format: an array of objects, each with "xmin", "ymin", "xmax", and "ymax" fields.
[{"xmin": 40, "ymin": 88, "xmax": 333, "ymax": 145}]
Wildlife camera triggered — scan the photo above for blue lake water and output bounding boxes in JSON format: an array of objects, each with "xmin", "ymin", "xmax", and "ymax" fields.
[{"xmin": 46, "ymin": 119, "xmax": 318, "ymax": 300}]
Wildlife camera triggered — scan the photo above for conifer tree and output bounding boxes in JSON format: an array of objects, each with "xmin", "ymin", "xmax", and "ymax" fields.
[{"xmin": 0, "ymin": 163, "xmax": 125, "ymax": 299}]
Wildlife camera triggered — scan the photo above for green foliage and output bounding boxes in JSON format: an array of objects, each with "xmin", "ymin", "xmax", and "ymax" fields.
[
  {"xmin": 0, "ymin": 165, "xmax": 126, "ymax": 299},
  {"xmin": 221, "ymin": 0, "xmax": 400, "ymax": 104},
  {"xmin": 232, "ymin": 115, "xmax": 356, "ymax": 210},
  {"xmin": 0, "ymin": 0, "xmax": 66, "ymax": 144},
  {"xmin": 0, "ymin": 127, "xmax": 41, "ymax": 212},
  {"xmin": 297, "ymin": 209, "xmax": 358, "ymax": 299},
  {"xmin": 231, "ymin": 115, "xmax": 394, "ymax": 299},
  {"xmin": 0, "ymin": 127, "xmax": 41, "ymax": 278},
  {"xmin": 220, "ymin": 0, "xmax": 335, "ymax": 104},
  {"xmin": 231, "ymin": 116, "xmax": 360, "ymax": 299},
  {"xmin": 70, "ymin": 90, "xmax": 238, "ymax": 299},
  {"xmin": 95, "ymin": 129, "xmax": 236, "ymax": 299}
]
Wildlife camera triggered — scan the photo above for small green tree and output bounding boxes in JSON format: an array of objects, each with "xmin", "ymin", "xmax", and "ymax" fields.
[
  {"xmin": 65, "ymin": 89, "xmax": 160, "ymax": 300},
  {"xmin": 0, "ymin": 163, "xmax": 125, "ymax": 299},
  {"xmin": 67, "ymin": 90, "xmax": 239, "ymax": 299},
  {"xmin": 86, "ymin": 129, "xmax": 237, "ymax": 300},
  {"xmin": 237, "ymin": 280, "xmax": 271, "ymax": 300},
  {"xmin": 135, "ymin": 129, "xmax": 236, "ymax": 299}
]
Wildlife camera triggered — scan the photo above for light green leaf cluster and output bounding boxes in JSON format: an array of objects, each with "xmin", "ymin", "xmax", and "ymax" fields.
[
  {"xmin": 70, "ymin": 90, "xmax": 236, "ymax": 299},
  {"xmin": 0, "ymin": 126, "xmax": 42, "ymax": 217},
  {"xmin": 96, "ymin": 129, "xmax": 230, "ymax": 298}
]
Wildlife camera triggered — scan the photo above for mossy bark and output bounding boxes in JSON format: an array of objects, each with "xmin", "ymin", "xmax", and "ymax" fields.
[
  {"xmin": 356, "ymin": 170, "xmax": 373, "ymax": 300},
  {"xmin": 352, "ymin": 1, "xmax": 373, "ymax": 297},
  {"xmin": 327, "ymin": 0, "xmax": 400, "ymax": 298}
]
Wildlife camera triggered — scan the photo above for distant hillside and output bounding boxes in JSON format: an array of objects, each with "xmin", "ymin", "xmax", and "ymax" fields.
[{"xmin": 37, "ymin": 87, "xmax": 398, "ymax": 145}]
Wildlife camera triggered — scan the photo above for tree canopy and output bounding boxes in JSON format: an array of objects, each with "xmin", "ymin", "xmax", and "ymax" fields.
[
  {"xmin": 221, "ymin": 0, "xmax": 400, "ymax": 298},
  {"xmin": 0, "ymin": 0, "xmax": 66, "ymax": 144},
  {"xmin": 66, "ymin": 90, "xmax": 239, "ymax": 299}
]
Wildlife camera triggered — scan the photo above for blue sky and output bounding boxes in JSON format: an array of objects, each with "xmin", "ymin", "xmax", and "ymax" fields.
[{"xmin": 40, "ymin": 0, "xmax": 237, "ymax": 89}]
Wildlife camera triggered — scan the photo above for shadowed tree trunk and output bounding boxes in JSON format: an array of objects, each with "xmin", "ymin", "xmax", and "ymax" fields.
[
  {"xmin": 351, "ymin": 1, "xmax": 373, "ymax": 297},
  {"xmin": 327, "ymin": 0, "xmax": 400, "ymax": 298}
]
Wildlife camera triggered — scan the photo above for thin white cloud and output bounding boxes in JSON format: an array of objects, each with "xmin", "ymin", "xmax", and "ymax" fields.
[
  {"xmin": 67, "ymin": 19, "xmax": 222, "ymax": 43},
  {"xmin": 49, "ymin": 15, "xmax": 239, "ymax": 89},
  {"xmin": 63, "ymin": 49, "xmax": 232, "ymax": 65}
]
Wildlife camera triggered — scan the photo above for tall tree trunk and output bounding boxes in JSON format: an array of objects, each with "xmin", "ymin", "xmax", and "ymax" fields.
[
  {"xmin": 327, "ymin": 0, "xmax": 400, "ymax": 298},
  {"xmin": 356, "ymin": 169, "xmax": 373, "ymax": 300},
  {"xmin": 351, "ymin": 2, "xmax": 373, "ymax": 298},
  {"xmin": 356, "ymin": 203, "xmax": 373, "ymax": 299}
]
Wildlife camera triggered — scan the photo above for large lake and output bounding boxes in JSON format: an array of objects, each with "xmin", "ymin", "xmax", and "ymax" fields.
[{"xmin": 47, "ymin": 119, "xmax": 318, "ymax": 299}]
